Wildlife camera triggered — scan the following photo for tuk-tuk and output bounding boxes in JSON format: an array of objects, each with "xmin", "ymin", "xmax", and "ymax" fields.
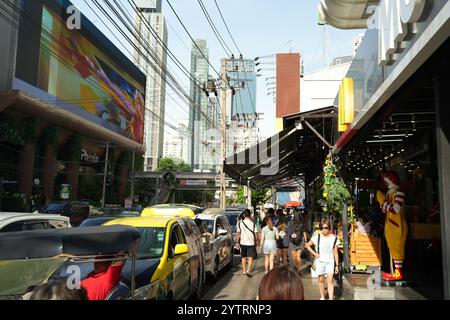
[{"xmin": 0, "ymin": 226, "xmax": 141, "ymax": 300}]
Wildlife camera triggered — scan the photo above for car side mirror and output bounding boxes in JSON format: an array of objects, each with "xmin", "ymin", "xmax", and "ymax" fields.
[
  {"xmin": 218, "ymin": 229, "xmax": 228, "ymax": 237},
  {"xmin": 174, "ymin": 244, "xmax": 189, "ymax": 255}
]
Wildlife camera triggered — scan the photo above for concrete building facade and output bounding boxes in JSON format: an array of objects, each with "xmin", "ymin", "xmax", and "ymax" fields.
[{"xmin": 134, "ymin": 0, "xmax": 168, "ymax": 172}]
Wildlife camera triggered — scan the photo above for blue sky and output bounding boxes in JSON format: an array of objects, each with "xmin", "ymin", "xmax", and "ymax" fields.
[{"xmin": 71, "ymin": 0, "xmax": 364, "ymax": 138}]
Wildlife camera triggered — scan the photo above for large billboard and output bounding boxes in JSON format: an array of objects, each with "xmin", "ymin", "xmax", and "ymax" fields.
[{"xmin": 14, "ymin": 0, "xmax": 145, "ymax": 144}]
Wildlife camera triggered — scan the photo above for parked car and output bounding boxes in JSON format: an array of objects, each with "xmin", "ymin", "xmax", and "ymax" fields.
[
  {"xmin": 195, "ymin": 208, "xmax": 234, "ymax": 281},
  {"xmin": 104, "ymin": 216, "xmax": 206, "ymax": 300},
  {"xmin": 40, "ymin": 201, "xmax": 90, "ymax": 227},
  {"xmin": 225, "ymin": 207, "xmax": 245, "ymax": 253},
  {"xmin": 0, "ymin": 212, "xmax": 70, "ymax": 232},
  {"xmin": 141, "ymin": 206, "xmax": 196, "ymax": 219}
]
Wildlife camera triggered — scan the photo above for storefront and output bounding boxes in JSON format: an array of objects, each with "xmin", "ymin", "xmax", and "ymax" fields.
[
  {"xmin": 0, "ymin": 0, "xmax": 145, "ymax": 210},
  {"xmin": 330, "ymin": 0, "xmax": 450, "ymax": 299}
]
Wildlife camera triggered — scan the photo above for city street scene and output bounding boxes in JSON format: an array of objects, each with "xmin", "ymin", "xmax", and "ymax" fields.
[{"xmin": 0, "ymin": 0, "xmax": 450, "ymax": 303}]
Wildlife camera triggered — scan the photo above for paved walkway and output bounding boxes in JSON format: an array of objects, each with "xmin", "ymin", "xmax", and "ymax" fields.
[{"xmin": 202, "ymin": 256, "xmax": 351, "ymax": 300}]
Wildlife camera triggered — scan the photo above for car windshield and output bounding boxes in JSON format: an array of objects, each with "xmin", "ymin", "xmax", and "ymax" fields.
[
  {"xmin": 43, "ymin": 203, "xmax": 66, "ymax": 211},
  {"xmin": 136, "ymin": 227, "xmax": 166, "ymax": 259}
]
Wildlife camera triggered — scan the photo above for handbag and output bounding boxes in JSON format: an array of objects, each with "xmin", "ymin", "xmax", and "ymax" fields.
[{"xmin": 311, "ymin": 234, "xmax": 320, "ymax": 271}]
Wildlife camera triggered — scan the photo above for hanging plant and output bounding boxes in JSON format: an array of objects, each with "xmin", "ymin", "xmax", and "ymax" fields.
[
  {"xmin": 64, "ymin": 135, "xmax": 83, "ymax": 162},
  {"xmin": 116, "ymin": 150, "xmax": 134, "ymax": 170},
  {"xmin": 41, "ymin": 125, "xmax": 59, "ymax": 153},
  {"xmin": 0, "ymin": 115, "xmax": 40, "ymax": 145},
  {"xmin": 317, "ymin": 153, "xmax": 352, "ymax": 216}
]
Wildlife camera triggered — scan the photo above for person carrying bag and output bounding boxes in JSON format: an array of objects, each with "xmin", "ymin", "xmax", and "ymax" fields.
[
  {"xmin": 236, "ymin": 210, "xmax": 259, "ymax": 277},
  {"xmin": 305, "ymin": 220, "xmax": 340, "ymax": 300}
]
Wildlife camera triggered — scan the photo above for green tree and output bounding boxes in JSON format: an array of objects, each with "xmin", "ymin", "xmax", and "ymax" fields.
[
  {"xmin": 236, "ymin": 185, "xmax": 269, "ymax": 208},
  {"xmin": 157, "ymin": 157, "xmax": 192, "ymax": 172}
]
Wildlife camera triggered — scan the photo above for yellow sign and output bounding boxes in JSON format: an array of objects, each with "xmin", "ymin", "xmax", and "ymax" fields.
[
  {"xmin": 276, "ymin": 118, "xmax": 284, "ymax": 132},
  {"xmin": 338, "ymin": 78, "xmax": 355, "ymax": 132}
]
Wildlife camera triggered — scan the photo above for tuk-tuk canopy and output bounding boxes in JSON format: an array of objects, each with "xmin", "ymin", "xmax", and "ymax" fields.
[{"xmin": 0, "ymin": 226, "xmax": 141, "ymax": 261}]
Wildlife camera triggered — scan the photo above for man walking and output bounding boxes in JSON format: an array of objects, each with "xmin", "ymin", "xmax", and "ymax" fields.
[
  {"xmin": 305, "ymin": 219, "xmax": 339, "ymax": 300},
  {"xmin": 236, "ymin": 209, "xmax": 259, "ymax": 277}
]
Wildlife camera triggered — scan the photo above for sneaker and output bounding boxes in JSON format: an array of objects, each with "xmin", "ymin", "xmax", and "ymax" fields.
[{"xmin": 320, "ymin": 297, "xmax": 326, "ymax": 300}]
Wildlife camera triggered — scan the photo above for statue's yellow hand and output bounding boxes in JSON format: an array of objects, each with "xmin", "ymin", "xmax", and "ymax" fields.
[{"xmin": 376, "ymin": 191, "xmax": 385, "ymax": 205}]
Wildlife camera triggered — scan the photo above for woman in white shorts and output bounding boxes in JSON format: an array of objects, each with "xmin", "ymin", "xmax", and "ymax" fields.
[
  {"xmin": 305, "ymin": 219, "xmax": 339, "ymax": 300},
  {"xmin": 261, "ymin": 216, "xmax": 279, "ymax": 274}
]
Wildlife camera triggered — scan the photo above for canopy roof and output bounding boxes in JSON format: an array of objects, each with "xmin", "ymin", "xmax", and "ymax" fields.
[
  {"xmin": 0, "ymin": 226, "xmax": 141, "ymax": 260},
  {"xmin": 224, "ymin": 107, "xmax": 337, "ymax": 190}
]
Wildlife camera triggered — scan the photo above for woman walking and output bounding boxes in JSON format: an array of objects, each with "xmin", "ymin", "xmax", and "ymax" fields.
[
  {"xmin": 288, "ymin": 213, "xmax": 308, "ymax": 273},
  {"xmin": 305, "ymin": 219, "xmax": 339, "ymax": 300},
  {"xmin": 261, "ymin": 216, "xmax": 279, "ymax": 274},
  {"xmin": 276, "ymin": 222, "xmax": 290, "ymax": 267}
]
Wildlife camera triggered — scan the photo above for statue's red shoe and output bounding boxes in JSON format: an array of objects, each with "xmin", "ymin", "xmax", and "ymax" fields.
[{"xmin": 382, "ymin": 269, "xmax": 403, "ymax": 281}]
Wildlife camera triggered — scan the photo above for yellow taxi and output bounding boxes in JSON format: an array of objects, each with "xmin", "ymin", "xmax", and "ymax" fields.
[{"xmin": 103, "ymin": 216, "xmax": 205, "ymax": 300}]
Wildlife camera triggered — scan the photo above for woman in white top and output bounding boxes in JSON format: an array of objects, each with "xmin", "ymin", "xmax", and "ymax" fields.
[
  {"xmin": 261, "ymin": 216, "xmax": 279, "ymax": 274},
  {"xmin": 305, "ymin": 219, "xmax": 339, "ymax": 300}
]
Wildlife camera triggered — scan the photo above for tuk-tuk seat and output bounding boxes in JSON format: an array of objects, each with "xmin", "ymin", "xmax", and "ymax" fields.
[{"xmin": 106, "ymin": 281, "xmax": 130, "ymax": 300}]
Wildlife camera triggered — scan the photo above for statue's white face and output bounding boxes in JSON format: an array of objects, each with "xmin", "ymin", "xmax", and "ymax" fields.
[{"xmin": 384, "ymin": 177, "xmax": 398, "ymax": 190}]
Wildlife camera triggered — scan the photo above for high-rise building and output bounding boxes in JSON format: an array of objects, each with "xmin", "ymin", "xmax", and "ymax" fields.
[
  {"xmin": 163, "ymin": 121, "xmax": 189, "ymax": 163},
  {"xmin": 188, "ymin": 39, "xmax": 210, "ymax": 170},
  {"xmin": 134, "ymin": 0, "xmax": 168, "ymax": 172},
  {"xmin": 226, "ymin": 59, "xmax": 257, "ymax": 117}
]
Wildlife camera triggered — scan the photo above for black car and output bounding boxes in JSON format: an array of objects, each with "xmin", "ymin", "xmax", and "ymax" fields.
[{"xmin": 40, "ymin": 201, "xmax": 90, "ymax": 227}]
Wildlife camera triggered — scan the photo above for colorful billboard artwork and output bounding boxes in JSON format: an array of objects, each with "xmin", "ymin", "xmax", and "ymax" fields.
[{"xmin": 38, "ymin": 5, "xmax": 145, "ymax": 144}]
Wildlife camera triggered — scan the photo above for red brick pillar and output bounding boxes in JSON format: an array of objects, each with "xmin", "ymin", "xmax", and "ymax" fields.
[
  {"xmin": 41, "ymin": 145, "xmax": 56, "ymax": 201},
  {"xmin": 17, "ymin": 142, "xmax": 35, "ymax": 204},
  {"xmin": 65, "ymin": 162, "xmax": 79, "ymax": 201},
  {"xmin": 117, "ymin": 166, "xmax": 129, "ymax": 204}
]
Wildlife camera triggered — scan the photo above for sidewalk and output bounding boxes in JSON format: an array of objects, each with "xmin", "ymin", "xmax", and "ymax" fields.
[{"xmin": 202, "ymin": 257, "xmax": 354, "ymax": 300}]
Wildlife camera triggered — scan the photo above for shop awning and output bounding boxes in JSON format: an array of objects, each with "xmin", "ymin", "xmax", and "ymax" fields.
[{"xmin": 224, "ymin": 107, "xmax": 337, "ymax": 190}]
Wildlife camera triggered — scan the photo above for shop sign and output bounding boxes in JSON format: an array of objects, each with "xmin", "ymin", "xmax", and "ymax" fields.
[
  {"xmin": 180, "ymin": 180, "xmax": 208, "ymax": 186},
  {"xmin": 81, "ymin": 149, "xmax": 99, "ymax": 163},
  {"xmin": 124, "ymin": 198, "xmax": 133, "ymax": 208},
  {"xmin": 60, "ymin": 184, "xmax": 71, "ymax": 200},
  {"xmin": 368, "ymin": 0, "xmax": 426, "ymax": 66}
]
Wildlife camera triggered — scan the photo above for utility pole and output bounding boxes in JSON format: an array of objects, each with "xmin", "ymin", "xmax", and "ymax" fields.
[
  {"xmin": 130, "ymin": 149, "xmax": 136, "ymax": 205},
  {"xmin": 246, "ymin": 180, "xmax": 252, "ymax": 211},
  {"xmin": 220, "ymin": 58, "xmax": 228, "ymax": 209},
  {"xmin": 101, "ymin": 142, "xmax": 110, "ymax": 208}
]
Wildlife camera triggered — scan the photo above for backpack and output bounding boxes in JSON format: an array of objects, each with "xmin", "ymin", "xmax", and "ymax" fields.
[
  {"xmin": 290, "ymin": 224, "xmax": 303, "ymax": 246},
  {"xmin": 312, "ymin": 234, "xmax": 338, "ymax": 271},
  {"xmin": 315, "ymin": 234, "xmax": 338, "ymax": 255}
]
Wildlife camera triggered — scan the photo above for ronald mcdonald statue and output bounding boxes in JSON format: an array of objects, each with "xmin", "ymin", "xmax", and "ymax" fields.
[{"xmin": 376, "ymin": 171, "xmax": 408, "ymax": 282}]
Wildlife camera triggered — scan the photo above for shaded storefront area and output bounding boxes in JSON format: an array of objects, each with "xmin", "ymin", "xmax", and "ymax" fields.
[
  {"xmin": 335, "ymin": 40, "xmax": 450, "ymax": 299},
  {"xmin": 0, "ymin": 0, "xmax": 145, "ymax": 211},
  {"xmin": 0, "ymin": 98, "xmax": 142, "ymax": 211}
]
